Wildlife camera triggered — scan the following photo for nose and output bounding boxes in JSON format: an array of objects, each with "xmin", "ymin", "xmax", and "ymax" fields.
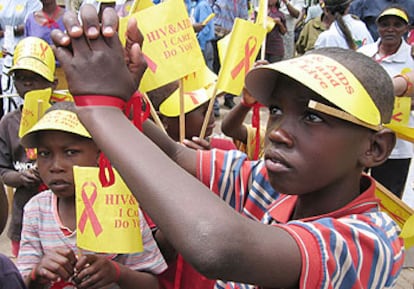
[
  {"xmin": 267, "ymin": 119, "xmax": 294, "ymax": 148},
  {"xmin": 49, "ymin": 155, "xmax": 65, "ymax": 173}
]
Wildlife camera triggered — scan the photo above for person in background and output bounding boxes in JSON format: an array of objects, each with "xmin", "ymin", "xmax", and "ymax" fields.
[
  {"xmin": 295, "ymin": 4, "xmax": 331, "ymax": 55},
  {"xmin": 0, "ymin": 0, "xmax": 42, "ymax": 115},
  {"xmin": 265, "ymin": 0, "xmax": 287, "ymax": 63},
  {"xmin": 314, "ymin": 0, "xmax": 373, "ymax": 50},
  {"xmin": 358, "ymin": 5, "xmax": 414, "ymax": 198},
  {"xmin": 51, "ymin": 6, "xmax": 403, "ymax": 288},
  {"xmin": 25, "ymin": 0, "xmax": 67, "ymax": 90},
  {"xmin": 0, "ymin": 37, "xmax": 56, "ymax": 258},
  {"xmin": 279, "ymin": 0, "xmax": 305, "ymax": 59},
  {"xmin": 304, "ymin": 0, "xmax": 323, "ymax": 23},
  {"xmin": 349, "ymin": 0, "xmax": 414, "ymax": 41}
]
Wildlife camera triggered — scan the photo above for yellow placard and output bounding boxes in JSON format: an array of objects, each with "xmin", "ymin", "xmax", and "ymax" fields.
[
  {"xmin": 74, "ymin": 166, "xmax": 143, "ymax": 253},
  {"xmin": 390, "ymin": 96, "xmax": 410, "ymax": 125},
  {"xmin": 128, "ymin": 0, "xmax": 205, "ymax": 92},
  {"xmin": 19, "ymin": 88, "xmax": 52, "ymax": 138},
  {"xmin": 375, "ymin": 181, "xmax": 414, "ymax": 249},
  {"xmin": 216, "ymin": 18, "xmax": 266, "ymax": 96},
  {"xmin": 182, "ymin": 65, "xmax": 217, "ymax": 92}
]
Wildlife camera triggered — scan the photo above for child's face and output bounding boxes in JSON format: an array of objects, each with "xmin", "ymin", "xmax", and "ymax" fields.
[
  {"xmin": 264, "ymin": 77, "xmax": 371, "ymax": 196},
  {"xmin": 36, "ymin": 131, "xmax": 100, "ymax": 198},
  {"xmin": 13, "ymin": 70, "xmax": 53, "ymax": 99},
  {"xmin": 165, "ymin": 101, "xmax": 215, "ymax": 141}
]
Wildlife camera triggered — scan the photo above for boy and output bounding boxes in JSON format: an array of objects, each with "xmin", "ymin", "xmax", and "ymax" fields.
[
  {"xmin": 0, "ymin": 36, "xmax": 55, "ymax": 257},
  {"xmin": 18, "ymin": 101, "xmax": 167, "ymax": 289},
  {"xmin": 52, "ymin": 6, "xmax": 403, "ymax": 288}
]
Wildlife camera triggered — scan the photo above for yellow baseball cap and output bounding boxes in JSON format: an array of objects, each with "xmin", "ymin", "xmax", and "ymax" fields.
[
  {"xmin": 9, "ymin": 37, "xmax": 55, "ymax": 82},
  {"xmin": 159, "ymin": 85, "xmax": 215, "ymax": 117},
  {"xmin": 21, "ymin": 109, "xmax": 91, "ymax": 148},
  {"xmin": 245, "ymin": 52, "xmax": 381, "ymax": 128},
  {"xmin": 376, "ymin": 7, "xmax": 409, "ymax": 24}
]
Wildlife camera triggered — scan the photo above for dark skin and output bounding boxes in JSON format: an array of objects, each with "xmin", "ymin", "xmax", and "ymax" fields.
[
  {"xmin": 51, "ymin": 5, "xmax": 396, "ymax": 288},
  {"xmin": 26, "ymin": 130, "xmax": 159, "ymax": 289},
  {"xmin": 0, "ymin": 70, "xmax": 57, "ymax": 190}
]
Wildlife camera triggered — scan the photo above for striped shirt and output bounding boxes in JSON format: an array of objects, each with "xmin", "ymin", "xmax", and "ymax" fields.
[
  {"xmin": 197, "ymin": 149, "xmax": 404, "ymax": 289},
  {"xmin": 17, "ymin": 190, "xmax": 167, "ymax": 289}
]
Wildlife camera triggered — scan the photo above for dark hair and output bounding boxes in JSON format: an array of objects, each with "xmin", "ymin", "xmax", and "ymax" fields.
[
  {"xmin": 324, "ymin": 0, "xmax": 355, "ymax": 50},
  {"xmin": 308, "ymin": 47, "xmax": 394, "ymax": 123}
]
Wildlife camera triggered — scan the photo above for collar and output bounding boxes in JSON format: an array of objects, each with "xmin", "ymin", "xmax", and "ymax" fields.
[{"xmin": 268, "ymin": 175, "xmax": 379, "ymax": 223}]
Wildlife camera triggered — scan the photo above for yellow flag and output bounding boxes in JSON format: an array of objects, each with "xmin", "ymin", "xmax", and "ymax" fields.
[
  {"xmin": 128, "ymin": 0, "xmax": 154, "ymax": 15},
  {"xmin": 375, "ymin": 180, "xmax": 414, "ymax": 248},
  {"xmin": 74, "ymin": 166, "xmax": 143, "ymax": 253},
  {"xmin": 182, "ymin": 65, "xmax": 217, "ymax": 92},
  {"xmin": 390, "ymin": 96, "xmax": 410, "ymax": 125},
  {"xmin": 255, "ymin": 0, "xmax": 266, "ymax": 26},
  {"xmin": 19, "ymin": 88, "xmax": 52, "ymax": 138},
  {"xmin": 217, "ymin": 33, "xmax": 231, "ymax": 66},
  {"xmin": 216, "ymin": 18, "xmax": 266, "ymax": 96},
  {"xmin": 132, "ymin": 0, "xmax": 205, "ymax": 92}
]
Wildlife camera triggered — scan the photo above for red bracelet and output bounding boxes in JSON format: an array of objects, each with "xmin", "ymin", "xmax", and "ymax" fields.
[
  {"xmin": 111, "ymin": 261, "xmax": 121, "ymax": 283},
  {"xmin": 74, "ymin": 95, "xmax": 126, "ymax": 109}
]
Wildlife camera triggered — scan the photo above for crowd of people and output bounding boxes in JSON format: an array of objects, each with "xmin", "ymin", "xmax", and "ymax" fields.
[{"xmin": 0, "ymin": 0, "xmax": 414, "ymax": 289}]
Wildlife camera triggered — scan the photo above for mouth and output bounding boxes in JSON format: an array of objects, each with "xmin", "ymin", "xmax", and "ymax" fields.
[
  {"xmin": 264, "ymin": 151, "xmax": 291, "ymax": 173},
  {"xmin": 48, "ymin": 180, "xmax": 71, "ymax": 191}
]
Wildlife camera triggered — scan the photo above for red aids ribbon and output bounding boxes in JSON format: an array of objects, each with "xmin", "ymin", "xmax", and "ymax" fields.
[
  {"xmin": 99, "ymin": 152, "xmax": 115, "ymax": 187},
  {"xmin": 143, "ymin": 54, "xmax": 158, "ymax": 73},
  {"xmin": 40, "ymin": 42, "xmax": 49, "ymax": 59},
  {"xmin": 125, "ymin": 91, "xmax": 150, "ymax": 131},
  {"xmin": 231, "ymin": 36, "xmax": 257, "ymax": 79},
  {"xmin": 78, "ymin": 182, "xmax": 103, "ymax": 237}
]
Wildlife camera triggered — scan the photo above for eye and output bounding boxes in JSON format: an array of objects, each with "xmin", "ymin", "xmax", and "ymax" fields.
[
  {"xmin": 37, "ymin": 149, "xmax": 49, "ymax": 158},
  {"xmin": 269, "ymin": 105, "xmax": 282, "ymax": 116},
  {"xmin": 65, "ymin": 149, "xmax": 79, "ymax": 156},
  {"xmin": 304, "ymin": 111, "xmax": 323, "ymax": 123}
]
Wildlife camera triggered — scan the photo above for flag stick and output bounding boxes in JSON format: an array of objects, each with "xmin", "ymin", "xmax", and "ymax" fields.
[
  {"xmin": 128, "ymin": 0, "xmax": 139, "ymax": 16},
  {"xmin": 142, "ymin": 92, "xmax": 167, "ymax": 134},
  {"xmin": 179, "ymin": 79, "xmax": 186, "ymax": 143},
  {"xmin": 199, "ymin": 85, "xmax": 218, "ymax": 139}
]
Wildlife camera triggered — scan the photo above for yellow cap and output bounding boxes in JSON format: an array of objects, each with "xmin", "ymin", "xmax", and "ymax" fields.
[
  {"xmin": 245, "ymin": 53, "xmax": 381, "ymax": 126},
  {"xmin": 377, "ymin": 7, "xmax": 409, "ymax": 24},
  {"xmin": 21, "ymin": 109, "xmax": 91, "ymax": 148},
  {"xmin": 9, "ymin": 37, "xmax": 55, "ymax": 82},
  {"xmin": 159, "ymin": 85, "xmax": 214, "ymax": 117}
]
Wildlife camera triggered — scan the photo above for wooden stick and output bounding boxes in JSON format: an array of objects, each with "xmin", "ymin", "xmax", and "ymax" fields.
[
  {"xmin": 199, "ymin": 85, "xmax": 218, "ymax": 139},
  {"xmin": 128, "ymin": 0, "xmax": 139, "ymax": 16},
  {"xmin": 179, "ymin": 79, "xmax": 186, "ymax": 143},
  {"xmin": 142, "ymin": 92, "xmax": 167, "ymax": 135},
  {"xmin": 308, "ymin": 100, "xmax": 381, "ymax": 131},
  {"xmin": 260, "ymin": 0, "xmax": 268, "ymax": 61}
]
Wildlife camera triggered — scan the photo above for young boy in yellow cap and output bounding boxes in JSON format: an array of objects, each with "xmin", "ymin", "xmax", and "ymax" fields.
[
  {"xmin": 52, "ymin": 7, "xmax": 403, "ymax": 289},
  {"xmin": 0, "ymin": 36, "xmax": 57, "ymax": 257},
  {"xmin": 18, "ymin": 101, "xmax": 167, "ymax": 289}
]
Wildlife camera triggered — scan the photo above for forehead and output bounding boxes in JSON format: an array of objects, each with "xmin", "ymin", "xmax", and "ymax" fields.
[{"xmin": 378, "ymin": 15, "xmax": 407, "ymax": 23}]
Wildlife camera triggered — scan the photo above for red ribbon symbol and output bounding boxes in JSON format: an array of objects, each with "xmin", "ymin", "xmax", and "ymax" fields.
[
  {"xmin": 231, "ymin": 36, "xmax": 257, "ymax": 79},
  {"xmin": 392, "ymin": 112, "xmax": 403, "ymax": 122},
  {"xmin": 78, "ymin": 182, "xmax": 103, "ymax": 237},
  {"xmin": 40, "ymin": 43, "xmax": 49, "ymax": 59},
  {"xmin": 251, "ymin": 103, "xmax": 264, "ymax": 160},
  {"xmin": 143, "ymin": 54, "xmax": 158, "ymax": 73}
]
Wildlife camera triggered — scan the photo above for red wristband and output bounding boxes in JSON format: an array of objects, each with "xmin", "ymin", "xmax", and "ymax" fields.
[
  {"xmin": 74, "ymin": 95, "xmax": 126, "ymax": 110},
  {"xmin": 111, "ymin": 261, "xmax": 121, "ymax": 283}
]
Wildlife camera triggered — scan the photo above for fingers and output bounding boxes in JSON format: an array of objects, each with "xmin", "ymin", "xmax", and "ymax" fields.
[{"xmin": 126, "ymin": 17, "xmax": 144, "ymax": 47}]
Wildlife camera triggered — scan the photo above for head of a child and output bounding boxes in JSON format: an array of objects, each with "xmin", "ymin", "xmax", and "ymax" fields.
[
  {"xmin": 21, "ymin": 102, "xmax": 99, "ymax": 199},
  {"xmin": 9, "ymin": 37, "xmax": 57, "ymax": 99},
  {"xmin": 150, "ymin": 84, "xmax": 215, "ymax": 141},
  {"xmin": 245, "ymin": 47, "xmax": 395, "ymax": 197}
]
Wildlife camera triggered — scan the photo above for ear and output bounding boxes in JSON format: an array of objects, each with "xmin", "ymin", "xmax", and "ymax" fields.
[{"xmin": 359, "ymin": 128, "xmax": 396, "ymax": 168}]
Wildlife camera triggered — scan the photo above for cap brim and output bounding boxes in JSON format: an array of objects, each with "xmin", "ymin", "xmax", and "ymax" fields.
[
  {"xmin": 245, "ymin": 53, "xmax": 381, "ymax": 126},
  {"xmin": 21, "ymin": 110, "xmax": 91, "ymax": 148},
  {"xmin": 9, "ymin": 58, "xmax": 54, "ymax": 82},
  {"xmin": 376, "ymin": 8, "xmax": 409, "ymax": 24}
]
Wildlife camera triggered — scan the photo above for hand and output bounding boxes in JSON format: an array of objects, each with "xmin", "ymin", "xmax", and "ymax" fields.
[
  {"xmin": 182, "ymin": 137, "xmax": 211, "ymax": 150},
  {"xmin": 20, "ymin": 170, "xmax": 41, "ymax": 188},
  {"xmin": 32, "ymin": 248, "xmax": 77, "ymax": 285},
  {"xmin": 51, "ymin": 5, "xmax": 147, "ymax": 101},
  {"xmin": 74, "ymin": 255, "xmax": 120, "ymax": 289}
]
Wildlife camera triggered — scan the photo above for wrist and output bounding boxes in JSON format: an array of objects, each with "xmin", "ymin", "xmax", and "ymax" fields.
[
  {"xmin": 394, "ymin": 74, "xmax": 413, "ymax": 97},
  {"xmin": 74, "ymin": 95, "xmax": 126, "ymax": 109},
  {"xmin": 111, "ymin": 261, "xmax": 121, "ymax": 283},
  {"xmin": 240, "ymin": 98, "xmax": 256, "ymax": 108}
]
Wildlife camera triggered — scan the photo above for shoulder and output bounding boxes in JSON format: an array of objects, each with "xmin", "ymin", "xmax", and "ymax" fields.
[{"xmin": 24, "ymin": 190, "xmax": 53, "ymax": 212}]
